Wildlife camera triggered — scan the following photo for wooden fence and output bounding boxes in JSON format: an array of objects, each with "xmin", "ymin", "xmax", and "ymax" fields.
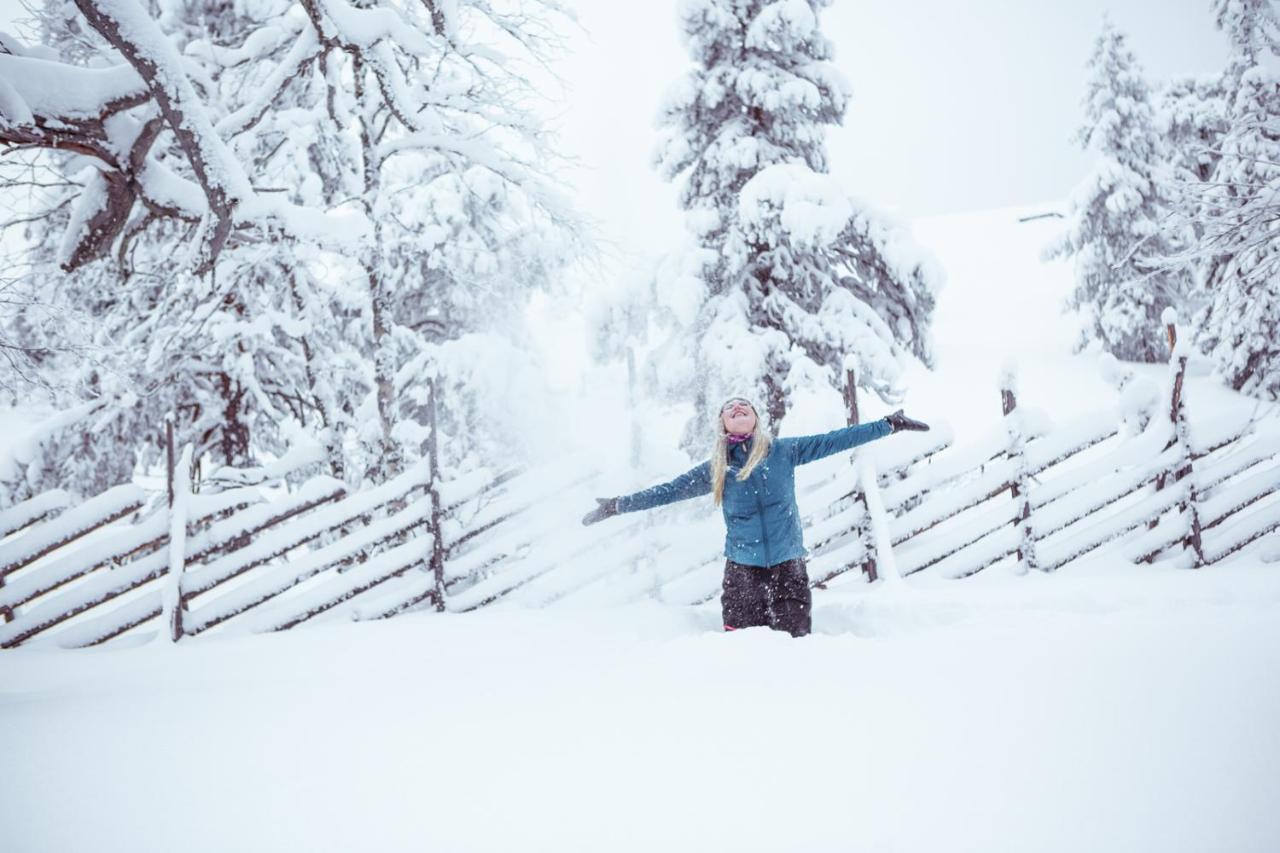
[{"xmin": 1, "ymin": 322, "xmax": 1278, "ymax": 649}]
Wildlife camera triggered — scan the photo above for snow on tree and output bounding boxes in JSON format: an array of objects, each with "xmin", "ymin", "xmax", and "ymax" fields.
[
  {"xmin": 650, "ymin": 0, "xmax": 939, "ymax": 437},
  {"xmin": 1045, "ymin": 17, "xmax": 1193, "ymax": 363},
  {"xmin": 1159, "ymin": 74, "xmax": 1230, "ymax": 187},
  {"xmin": 0, "ymin": 0, "xmax": 372, "ymax": 498},
  {"xmin": 0, "ymin": 0, "xmax": 579, "ymax": 503},
  {"xmin": 1185, "ymin": 0, "xmax": 1280, "ymax": 400},
  {"xmin": 1154, "ymin": 72, "xmax": 1230, "ymax": 313},
  {"xmin": 1214, "ymin": 0, "xmax": 1280, "ymax": 69},
  {"xmin": 0, "ymin": 1, "xmax": 368, "ymax": 274},
  {"xmin": 255, "ymin": 0, "xmax": 578, "ymax": 481}
]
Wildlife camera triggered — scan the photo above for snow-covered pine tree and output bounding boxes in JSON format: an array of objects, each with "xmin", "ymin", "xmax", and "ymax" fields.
[
  {"xmin": 1159, "ymin": 74, "xmax": 1230, "ymax": 187},
  {"xmin": 1045, "ymin": 18, "xmax": 1193, "ymax": 363},
  {"xmin": 653, "ymin": 0, "xmax": 938, "ymax": 437},
  {"xmin": 1155, "ymin": 72, "xmax": 1229, "ymax": 315},
  {"xmin": 1190, "ymin": 0, "xmax": 1280, "ymax": 399}
]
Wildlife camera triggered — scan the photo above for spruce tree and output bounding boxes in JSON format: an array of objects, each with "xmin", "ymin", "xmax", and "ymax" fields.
[
  {"xmin": 654, "ymin": 0, "xmax": 938, "ymax": 435},
  {"xmin": 1191, "ymin": 0, "xmax": 1280, "ymax": 399},
  {"xmin": 1046, "ymin": 18, "xmax": 1192, "ymax": 363},
  {"xmin": 1160, "ymin": 74, "xmax": 1229, "ymax": 187}
]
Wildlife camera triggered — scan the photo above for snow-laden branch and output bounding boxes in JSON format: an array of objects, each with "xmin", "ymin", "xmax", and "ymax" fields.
[
  {"xmin": 2, "ymin": 5, "xmax": 374, "ymax": 271},
  {"xmin": 0, "ymin": 52, "xmax": 149, "ymax": 124},
  {"xmin": 0, "ymin": 47, "xmax": 151, "ymax": 173},
  {"xmin": 315, "ymin": 0, "xmax": 440, "ymax": 56},
  {"xmin": 377, "ymin": 129, "xmax": 575, "ymax": 223},
  {"xmin": 185, "ymin": 23, "xmax": 299, "ymax": 69},
  {"xmin": 215, "ymin": 27, "xmax": 321, "ymax": 138},
  {"xmin": 72, "ymin": 0, "xmax": 255, "ymax": 274},
  {"xmin": 299, "ymin": 0, "xmax": 442, "ymax": 130}
]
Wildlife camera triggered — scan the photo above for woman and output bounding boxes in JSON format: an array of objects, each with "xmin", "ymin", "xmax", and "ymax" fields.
[{"xmin": 581, "ymin": 397, "xmax": 930, "ymax": 637}]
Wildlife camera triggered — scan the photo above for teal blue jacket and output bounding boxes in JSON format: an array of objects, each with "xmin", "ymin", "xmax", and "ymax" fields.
[{"xmin": 615, "ymin": 419, "xmax": 893, "ymax": 567}]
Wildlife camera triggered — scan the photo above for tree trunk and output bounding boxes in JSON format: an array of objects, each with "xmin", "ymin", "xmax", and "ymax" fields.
[{"xmin": 353, "ymin": 55, "xmax": 400, "ymax": 482}]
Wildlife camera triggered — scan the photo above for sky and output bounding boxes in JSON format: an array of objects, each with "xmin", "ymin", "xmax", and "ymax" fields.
[{"xmin": 555, "ymin": 0, "xmax": 1230, "ymax": 257}]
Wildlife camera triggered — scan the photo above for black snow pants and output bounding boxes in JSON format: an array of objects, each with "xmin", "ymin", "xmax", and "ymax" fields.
[{"xmin": 721, "ymin": 558, "xmax": 812, "ymax": 638}]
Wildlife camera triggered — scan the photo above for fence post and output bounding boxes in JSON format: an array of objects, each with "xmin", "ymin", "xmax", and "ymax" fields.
[
  {"xmin": 425, "ymin": 376, "xmax": 447, "ymax": 611},
  {"xmin": 166, "ymin": 414, "xmax": 176, "ymax": 508},
  {"xmin": 858, "ymin": 454, "xmax": 902, "ymax": 585},
  {"xmin": 161, "ymin": 425, "xmax": 192, "ymax": 643},
  {"xmin": 0, "ymin": 485, "xmax": 10, "ymax": 619},
  {"xmin": 843, "ymin": 369, "xmax": 878, "ymax": 582},
  {"xmin": 1001, "ymin": 367, "xmax": 1039, "ymax": 574},
  {"xmin": 842, "ymin": 367, "xmax": 860, "ymax": 426},
  {"xmin": 1163, "ymin": 313, "xmax": 1206, "ymax": 567},
  {"xmin": 1150, "ymin": 314, "xmax": 1183, "ymax": 532}
]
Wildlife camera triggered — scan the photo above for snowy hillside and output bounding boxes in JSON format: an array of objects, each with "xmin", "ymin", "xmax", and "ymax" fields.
[
  {"xmin": 3, "ymin": 200, "xmax": 1279, "ymax": 852},
  {"xmin": 897, "ymin": 201, "xmax": 1252, "ymax": 441}
]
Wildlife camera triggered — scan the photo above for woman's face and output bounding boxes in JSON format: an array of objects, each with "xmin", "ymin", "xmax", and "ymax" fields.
[{"xmin": 721, "ymin": 399, "xmax": 757, "ymax": 435}]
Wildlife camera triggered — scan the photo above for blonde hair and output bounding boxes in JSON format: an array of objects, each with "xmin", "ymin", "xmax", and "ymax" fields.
[{"xmin": 710, "ymin": 403, "xmax": 772, "ymax": 506}]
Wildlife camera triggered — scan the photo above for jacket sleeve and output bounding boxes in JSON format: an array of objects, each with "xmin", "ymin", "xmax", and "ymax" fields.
[
  {"xmin": 786, "ymin": 419, "xmax": 893, "ymax": 466},
  {"xmin": 615, "ymin": 462, "xmax": 712, "ymax": 513}
]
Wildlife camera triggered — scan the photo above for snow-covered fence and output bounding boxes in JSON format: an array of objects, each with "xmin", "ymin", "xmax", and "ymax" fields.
[
  {"xmin": 0, "ymin": 489, "xmax": 74, "ymax": 541},
  {"xmin": 0, "ymin": 449, "xmax": 327, "ymax": 647},
  {"xmin": 0, "ymin": 484, "xmax": 151, "ymax": 626},
  {"xmin": 838, "ymin": 329, "xmax": 1280, "ymax": 582},
  {"xmin": 2, "ymin": 378, "xmax": 1275, "ymax": 648},
  {"xmin": 0, "ymin": 413, "xmax": 508, "ymax": 648},
  {"xmin": 3, "ymin": 324, "xmax": 1279, "ymax": 647}
]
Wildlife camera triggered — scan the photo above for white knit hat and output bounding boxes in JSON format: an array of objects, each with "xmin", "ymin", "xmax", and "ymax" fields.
[{"xmin": 719, "ymin": 395, "xmax": 757, "ymax": 412}]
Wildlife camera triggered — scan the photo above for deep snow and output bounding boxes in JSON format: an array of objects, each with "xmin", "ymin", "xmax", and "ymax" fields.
[{"xmin": 2, "ymin": 561, "xmax": 1279, "ymax": 853}]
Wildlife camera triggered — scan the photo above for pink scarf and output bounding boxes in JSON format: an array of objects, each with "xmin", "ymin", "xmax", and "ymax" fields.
[{"xmin": 726, "ymin": 433, "xmax": 751, "ymax": 445}]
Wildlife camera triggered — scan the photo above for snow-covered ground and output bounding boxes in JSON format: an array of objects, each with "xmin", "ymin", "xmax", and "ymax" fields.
[
  {"xmin": 3, "ymin": 202, "xmax": 1278, "ymax": 852},
  {"xmin": 3, "ymin": 561, "xmax": 1279, "ymax": 853}
]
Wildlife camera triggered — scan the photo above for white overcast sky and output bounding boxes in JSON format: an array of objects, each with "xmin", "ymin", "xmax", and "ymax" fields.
[{"xmin": 555, "ymin": 0, "xmax": 1229, "ymax": 257}]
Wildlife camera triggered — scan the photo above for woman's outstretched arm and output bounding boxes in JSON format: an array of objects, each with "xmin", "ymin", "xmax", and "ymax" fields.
[
  {"xmin": 618, "ymin": 462, "xmax": 713, "ymax": 512},
  {"xmin": 786, "ymin": 419, "xmax": 892, "ymax": 466},
  {"xmin": 786, "ymin": 410, "xmax": 930, "ymax": 467},
  {"xmin": 582, "ymin": 462, "xmax": 712, "ymax": 525}
]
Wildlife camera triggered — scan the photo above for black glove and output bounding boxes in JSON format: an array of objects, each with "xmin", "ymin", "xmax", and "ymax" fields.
[
  {"xmin": 885, "ymin": 409, "xmax": 930, "ymax": 432},
  {"xmin": 582, "ymin": 497, "xmax": 619, "ymax": 526}
]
